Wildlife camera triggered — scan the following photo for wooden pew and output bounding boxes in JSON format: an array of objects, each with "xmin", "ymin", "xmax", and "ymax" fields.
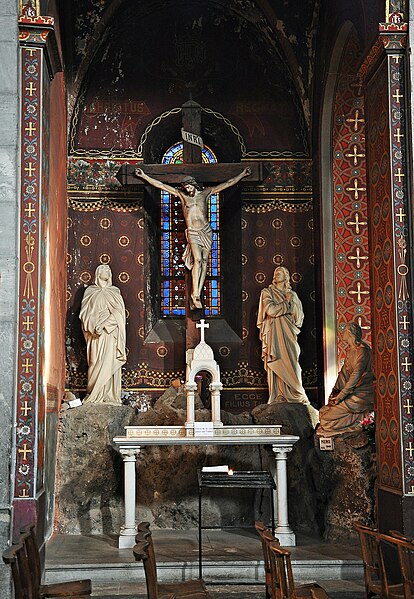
[
  {"xmin": 2, "ymin": 524, "xmax": 91, "ymax": 599},
  {"xmin": 134, "ymin": 522, "xmax": 210, "ymax": 598}
]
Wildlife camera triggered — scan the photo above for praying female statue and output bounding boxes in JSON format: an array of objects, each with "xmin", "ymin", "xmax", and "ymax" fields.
[
  {"xmin": 80, "ymin": 264, "xmax": 127, "ymax": 405},
  {"xmin": 316, "ymin": 322, "xmax": 374, "ymax": 438},
  {"xmin": 257, "ymin": 266, "xmax": 309, "ymax": 404}
]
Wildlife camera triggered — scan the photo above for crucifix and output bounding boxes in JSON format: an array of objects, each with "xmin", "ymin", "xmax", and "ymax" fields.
[{"xmin": 116, "ymin": 100, "xmax": 264, "ymax": 348}]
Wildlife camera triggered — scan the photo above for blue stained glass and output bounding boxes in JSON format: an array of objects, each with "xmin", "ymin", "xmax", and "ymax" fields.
[{"xmin": 160, "ymin": 141, "xmax": 221, "ymax": 317}]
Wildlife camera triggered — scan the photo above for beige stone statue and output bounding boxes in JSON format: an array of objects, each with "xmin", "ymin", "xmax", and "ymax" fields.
[
  {"xmin": 316, "ymin": 322, "xmax": 374, "ymax": 438},
  {"xmin": 135, "ymin": 166, "xmax": 250, "ymax": 309},
  {"xmin": 80, "ymin": 264, "xmax": 127, "ymax": 405},
  {"xmin": 257, "ymin": 266, "xmax": 309, "ymax": 404}
]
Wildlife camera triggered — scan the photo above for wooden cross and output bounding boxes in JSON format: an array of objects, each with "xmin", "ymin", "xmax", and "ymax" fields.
[{"xmin": 116, "ymin": 100, "xmax": 264, "ymax": 349}]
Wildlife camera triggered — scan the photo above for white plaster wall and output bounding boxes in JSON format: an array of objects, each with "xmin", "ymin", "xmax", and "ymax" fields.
[{"xmin": 0, "ymin": 0, "xmax": 19, "ymax": 597}]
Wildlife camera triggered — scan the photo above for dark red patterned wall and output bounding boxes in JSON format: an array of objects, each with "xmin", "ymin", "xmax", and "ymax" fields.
[
  {"xmin": 332, "ymin": 32, "xmax": 372, "ymax": 362},
  {"xmin": 366, "ymin": 57, "xmax": 402, "ymax": 493}
]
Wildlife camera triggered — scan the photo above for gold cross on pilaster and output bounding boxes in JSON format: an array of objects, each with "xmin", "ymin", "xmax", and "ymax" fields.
[
  {"xmin": 394, "ymin": 128, "xmax": 404, "ymax": 143},
  {"xmin": 349, "ymin": 247, "xmax": 368, "ymax": 269},
  {"xmin": 24, "ymin": 122, "xmax": 35, "ymax": 137},
  {"xmin": 346, "ymin": 179, "xmax": 366, "ymax": 200},
  {"xmin": 22, "ymin": 358, "xmax": 32, "ymax": 374},
  {"xmin": 393, "ymin": 88, "xmax": 403, "ymax": 103},
  {"xmin": 18, "ymin": 443, "xmax": 32, "ymax": 461},
  {"xmin": 395, "ymin": 168, "xmax": 405, "ymax": 183},
  {"xmin": 404, "ymin": 398, "xmax": 413, "ymax": 415},
  {"xmin": 24, "ymin": 162, "xmax": 35, "ymax": 177},
  {"xmin": 22, "ymin": 316, "xmax": 33, "ymax": 330},
  {"xmin": 345, "ymin": 144, "xmax": 365, "ymax": 165},
  {"xmin": 25, "ymin": 82, "xmax": 36, "ymax": 96},
  {"xmin": 396, "ymin": 207, "xmax": 406, "ymax": 222},
  {"xmin": 402, "ymin": 357, "xmax": 412, "ymax": 372},
  {"xmin": 21, "ymin": 401, "xmax": 32, "ymax": 416},
  {"xmin": 349, "ymin": 281, "xmax": 369, "ymax": 303},
  {"xmin": 347, "ymin": 213, "xmax": 367, "ymax": 234},
  {"xmin": 25, "ymin": 203, "xmax": 35, "ymax": 218},
  {"xmin": 346, "ymin": 110, "xmax": 364, "ymax": 131},
  {"xmin": 400, "ymin": 315, "xmax": 410, "ymax": 330}
]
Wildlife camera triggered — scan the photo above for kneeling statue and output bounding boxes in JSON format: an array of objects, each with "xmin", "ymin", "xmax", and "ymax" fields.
[{"xmin": 316, "ymin": 322, "xmax": 374, "ymax": 438}]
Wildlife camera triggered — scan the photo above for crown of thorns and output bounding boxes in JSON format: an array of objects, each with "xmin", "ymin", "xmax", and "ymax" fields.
[{"xmin": 181, "ymin": 176, "xmax": 198, "ymax": 186}]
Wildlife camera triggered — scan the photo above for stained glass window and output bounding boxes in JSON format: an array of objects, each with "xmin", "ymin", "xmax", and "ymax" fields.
[{"xmin": 161, "ymin": 142, "xmax": 221, "ymax": 317}]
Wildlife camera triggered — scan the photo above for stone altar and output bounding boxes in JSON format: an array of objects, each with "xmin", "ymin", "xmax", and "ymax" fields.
[{"xmin": 113, "ymin": 319, "xmax": 299, "ymax": 548}]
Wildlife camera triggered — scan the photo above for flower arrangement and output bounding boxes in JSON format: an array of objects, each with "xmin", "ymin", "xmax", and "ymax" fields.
[{"xmin": 360, "ymin": 411, "xmax": 375, "ymax": 445}]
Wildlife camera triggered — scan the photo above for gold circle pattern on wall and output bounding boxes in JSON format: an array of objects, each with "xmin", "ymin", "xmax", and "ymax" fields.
[
  {"xmin": 255, "ymin": 272, "xmax": 266, "ymax": 284},
  {"xmin": 137, "ymin": 290, "xmax": 144, "ymax": 302},
  {"xmin": 241, "ymin": 254, "xmax": 248, "ymax": 266},
  {"xmin": 219, "ymin": 346, "xmax": 230, "ymax": 357},
  {"xmin": 119, "ymin": 271, "xmax": 130, "ymax": 284},
  {"xmin": 100, "ymin": 217, "xmax": 111, "ymax": 229},
  {"xmin": 272, "ymin": 218, "xmax": 283, "ymax": 229},
  {"xmin": 255, "ymin": 236, "xmax": 266, "ymax": 248},
  {"xmin": 67, "ymin": 217, "xmax": 73, "ymax": 228},
  {"xmin": 309, "ymin": 254, "xmax": 315, "ymax": 265},
  {"xmin": 308, "ymin": 219, "xmax": 314, "ymax": 230},
  {"xmin": 290, "ymin": 236, "xmax": 301, "ymax": 247},
  {"xmin": 99, "ymin": 253, "xmax": 111, "ymax": 264},
  {"xmin": 291, "ymin": 272, "xmax": 302, "ymax": 284},
  {"xmin": 241, "ymin": 218, "xmax": 247, "ymax": 229},
  {"xmin": 242, "ymin": 327, "xmax": 248, "ymax": 340},
  {"xmin": 272, "ymin": 254, "xmax": 284, "ymax": 265},
  {"xmin": 242, "ymin": 290, "xmax": 248, "ymax": 301},
  {"xmin": 137, "ymin": 218, "xmax": 144, "ymax": 229},
  {"xmin": 125, "ymin": 308, "xmax": 130, "ymax": 319},
  {"xmin": 118, "ymin": 235, "xmax": 130, "ymax": 247},
  {"xmin": 81, "ymin": 235, "xmax": 92, "ymax": 247},
  {"xmin": 66, "ymin": 289, "xmax": 72, "ymax": 302},
  {"xmin": 66, "ymin": 253, "xmax": 72, "ymax": 264},
  {"xmin": 80, "ymin": 271, "xmax": 92, "ymax": 284},
  {"xmin": 157, "ymin": 346, "xmax": 168, "ymax": 357},
  {"xmin": 138, "ymin": 326, "xmax": 144, "ymax": 338},
  {"xmin": 137, "ymin": 253, "xmax": 144, "ymax": 266}
]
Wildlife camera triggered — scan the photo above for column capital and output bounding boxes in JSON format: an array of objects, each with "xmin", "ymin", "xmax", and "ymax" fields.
[
  {"xmin": 271, "ymin": 444, "xmax": 294, "ymax": 457},
  {"xmin": 119, "ymin": 447, "xmax": 141, "ymax": 460}
]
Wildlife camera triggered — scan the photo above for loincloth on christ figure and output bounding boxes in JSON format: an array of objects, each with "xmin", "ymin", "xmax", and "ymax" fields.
[{"xmin": 182, "ymin": 223, "xmax": 213, "ymax": 270}]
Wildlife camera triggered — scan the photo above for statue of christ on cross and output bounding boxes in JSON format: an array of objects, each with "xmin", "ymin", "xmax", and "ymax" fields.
[{"xmin": 135, "ymin": 166, "xmax": 251, "ymax": 309}]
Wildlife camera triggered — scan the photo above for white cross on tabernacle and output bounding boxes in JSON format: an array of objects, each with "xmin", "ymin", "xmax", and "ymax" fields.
[{"xmin": 196, "ymin": 319, "xmax": 209, "ymax": 344}]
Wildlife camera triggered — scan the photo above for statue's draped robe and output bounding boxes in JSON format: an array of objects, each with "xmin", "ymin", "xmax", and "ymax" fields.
[
  {"xmin": 317, "ymin": 342, "xmax": 374, "ymax": 437},
  {"xmin": 80, "ymin": 283, "xmax": 126, "ymax": 404},
  {"xmin": 257, "ymin": 284, "xmax": 309, "ymax": 403}
]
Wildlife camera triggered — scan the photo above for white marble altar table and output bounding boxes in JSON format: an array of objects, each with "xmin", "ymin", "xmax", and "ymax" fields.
[{"xmin": 113, "ymin": 424, "xmax": 299, "ymax": 549}]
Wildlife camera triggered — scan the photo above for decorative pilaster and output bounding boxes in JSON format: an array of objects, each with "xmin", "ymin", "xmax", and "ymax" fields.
[
  {"xmin": 14, "ymin": 14, "xmax": 61, "ymax": 528},
  {"xmin": 359, "ymin": 20, "xmax": 414, "ymax": 516}
]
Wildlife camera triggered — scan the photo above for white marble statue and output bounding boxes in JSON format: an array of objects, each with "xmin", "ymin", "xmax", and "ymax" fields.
[
  {"xmin": 257, "ymin": 266, "xmax": 309, "ymax": 404},
  {"xmin": 80, "ymin": 264, "xmax": 127, "ymax": 405},
  {"xmin": 316, "ymin": 322, "xmax": 374, "ymax": 438}
]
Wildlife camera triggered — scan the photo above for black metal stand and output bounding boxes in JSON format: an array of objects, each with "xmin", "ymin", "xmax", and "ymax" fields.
[{"xmin": 197, "ymin": 470, "xmax": 275, "ymax": 579}]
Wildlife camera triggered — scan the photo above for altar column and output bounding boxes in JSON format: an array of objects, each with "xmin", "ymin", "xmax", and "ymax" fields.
[
  {"xmin": 119, "ymin": 448, "xmax": 141, "ymax": 548},
  {"xmin": 271, "ymin": 445, "xmax": 295, "ymax": 545}
]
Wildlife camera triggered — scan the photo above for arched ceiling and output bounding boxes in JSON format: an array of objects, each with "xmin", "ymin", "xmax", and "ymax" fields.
[{"xmin": 56, "ymin": 0, "xmax": 384, "ymax": 156}]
